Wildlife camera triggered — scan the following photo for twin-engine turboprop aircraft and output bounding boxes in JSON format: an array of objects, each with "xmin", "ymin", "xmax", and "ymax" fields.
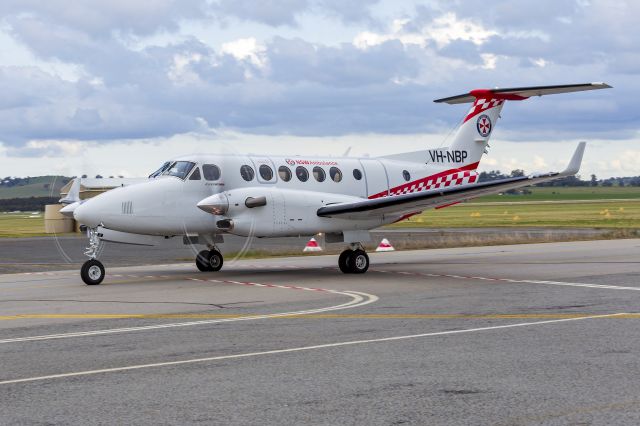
[{"xmin": 61, "ymin": 83, "xmax": 611, "ymax": 284}]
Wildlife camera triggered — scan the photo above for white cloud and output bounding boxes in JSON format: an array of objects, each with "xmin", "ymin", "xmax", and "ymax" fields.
[{"xmin": 221, "ymin": 37, "xmax": 267, "ymax": 68}]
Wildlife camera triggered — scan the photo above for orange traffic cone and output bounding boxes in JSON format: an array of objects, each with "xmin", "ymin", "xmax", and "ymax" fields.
[
  {"xmin": 303, "ymin": 237, "xmax": 323, "ymax": 252},
  {"xmin": 375, "ymin": 238, "xmax": 395, "ymax": 252}
]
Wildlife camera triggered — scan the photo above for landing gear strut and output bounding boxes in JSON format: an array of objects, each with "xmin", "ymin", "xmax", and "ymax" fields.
[
  {"xmin": 195, "ymin": 248, "xmax": 224, "ymax": 272},
  {"xmin": 81, "ymin": 228, "xmax": 105, "ymax": 285},
  {"xmin": 338, "ymin": 244, "xmax": 369, "ymax": 274}
]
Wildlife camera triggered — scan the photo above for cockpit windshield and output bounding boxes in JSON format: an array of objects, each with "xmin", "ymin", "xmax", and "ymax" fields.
[
  {"xmin": 162, "ymin": 161, "xmax": 195, "ymax": 180},
  {"xmin": 149, "ymin": 161, "xmax": 171, "ymax": 178}
]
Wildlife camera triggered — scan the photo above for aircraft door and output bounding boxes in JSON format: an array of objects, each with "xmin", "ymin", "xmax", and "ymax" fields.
[
  {"xmin": 360, "ymin": 159, "xmax": 389, "ymax": 198},
  {"xmin": 250, "ymin": 157, "xmax": 277, "ymax": 184}
]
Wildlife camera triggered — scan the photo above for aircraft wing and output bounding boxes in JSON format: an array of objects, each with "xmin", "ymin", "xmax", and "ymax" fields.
[{"xmin": 317, "ymin": 142, "xmax": 585, "ymax": 219}]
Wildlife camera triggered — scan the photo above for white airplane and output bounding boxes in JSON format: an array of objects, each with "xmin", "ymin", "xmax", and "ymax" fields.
[{"xmin": 61, "ymin": 83, "xmax": 611, "ymax": 285}]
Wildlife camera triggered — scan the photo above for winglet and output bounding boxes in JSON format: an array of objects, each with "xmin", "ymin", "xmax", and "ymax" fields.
[{"xmin": 561, "ymin": 142, "xmax": 586, "ymax": 176}]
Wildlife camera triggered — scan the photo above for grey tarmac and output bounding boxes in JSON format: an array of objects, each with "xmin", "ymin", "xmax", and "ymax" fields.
[{"xmin": 1, "ymin": 239, "xmax": 640, "ymax": 425}]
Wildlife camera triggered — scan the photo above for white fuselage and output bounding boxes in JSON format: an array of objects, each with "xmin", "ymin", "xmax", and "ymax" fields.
[{"xmin": 73, "ymin": 152, "xmax": 477, "ymax": 238}]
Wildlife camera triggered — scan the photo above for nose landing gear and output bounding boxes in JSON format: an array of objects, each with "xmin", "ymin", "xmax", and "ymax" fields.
[
  {"xmin": 81, "ymin": 228, "xmax": 105, "ymax": 285},
  {"xmin": 338, "ymin": 244, "xmax": 369, "ymax": 274},
  {"xmin": 195, "ymin": 248, "xmax": 224, "ymax": 272}
]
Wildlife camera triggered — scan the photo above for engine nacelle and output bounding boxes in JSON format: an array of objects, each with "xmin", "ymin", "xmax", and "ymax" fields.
[{"xmin": 198, "ymin": 187, "xmax": 382, "ymax": 237}]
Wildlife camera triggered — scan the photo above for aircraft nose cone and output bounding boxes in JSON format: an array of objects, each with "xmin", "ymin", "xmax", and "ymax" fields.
[{"xmin": 73, "ymin": 201, "xmax": 100, "ymax": 228}]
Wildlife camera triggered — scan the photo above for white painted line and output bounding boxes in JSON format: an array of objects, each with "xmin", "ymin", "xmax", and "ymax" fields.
[
  {"xmin": 0, "ymin": 312, "xmax": 624, "ymax": 386},
  {"xmin": 372, "ymin": 269, "xmax": 640, "ymax": 292},
  {"xmin": 0, "ymin": 291, "xmax": 378, "ymax": 345}
]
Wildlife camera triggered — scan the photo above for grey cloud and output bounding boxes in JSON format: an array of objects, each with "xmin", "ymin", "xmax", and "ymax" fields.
[
  {"xmin": 0, "ymin": 0, "xmax": 207, "ymax": 38},
  {"xmin": 267, "ymin": 37, "xmax": 417, "ymax": 86},
  {"xmin": 0, "ymin": 0, "xmax": 634, "ymax": 155}
]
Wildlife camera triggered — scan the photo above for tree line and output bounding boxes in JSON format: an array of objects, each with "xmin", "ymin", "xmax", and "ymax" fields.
[{"xmin": 478, "ymin": 170, "xmax": 640, "ymax": 187}]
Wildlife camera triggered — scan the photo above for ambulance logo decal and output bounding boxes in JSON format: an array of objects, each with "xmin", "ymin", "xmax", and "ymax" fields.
[{"xmin": 476, "ymin": 114, "xmax": 492, "ymax": 137}]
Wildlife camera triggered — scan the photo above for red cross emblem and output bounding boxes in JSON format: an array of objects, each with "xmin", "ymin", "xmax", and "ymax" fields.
[{"xmin": 476, "ymin": 114, "xmax": 492, "ymax": 137}]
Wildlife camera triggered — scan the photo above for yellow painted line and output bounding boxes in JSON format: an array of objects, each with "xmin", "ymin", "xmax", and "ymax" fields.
[{"xmin": 2, "ymin": 313, "xmax": 640, "ymax": 320}]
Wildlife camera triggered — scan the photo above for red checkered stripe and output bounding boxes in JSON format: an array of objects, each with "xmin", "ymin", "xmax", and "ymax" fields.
[
  {"xmin": 463, "ymin": 98, "xmax": 504, "ymax": 123},
  {"xmin": 369, "ymin": 162, "xmax": 479, "ymax": 199},
  {"xmin": 389, "ymin": 170, "xmax": 477, "ymax": 196}
]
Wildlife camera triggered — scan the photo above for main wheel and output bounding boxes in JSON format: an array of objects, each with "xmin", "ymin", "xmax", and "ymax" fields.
[
  {"xmin": 81, "ymin": 259, "xmax": 105, "ymax": 285},
  {"xmin": 349, "ymin": 250, "xmax": 369, "ymax": 274},
  {"xmin": 338, "ymin": 250, "xmax": 352, "ymax": 273},
  {"xmin": 208, "ymin": 249, "xmax": 224, "ymax": 271},
  {"xmin": 196, "ymin": 250, "xmax": 213, "ymax": 271}
]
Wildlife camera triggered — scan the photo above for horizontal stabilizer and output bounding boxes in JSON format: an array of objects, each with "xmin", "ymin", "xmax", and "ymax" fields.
[{"xmin": 434, "ymin": 83, "xmax": 611, "ymax": 104}]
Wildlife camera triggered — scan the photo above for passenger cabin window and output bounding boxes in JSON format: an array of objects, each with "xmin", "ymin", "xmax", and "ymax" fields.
[
  {"xmin": 189, "ymin": 167, "xmax": 201, "ymax": 180},
  {"xmin": 402, "ymin": 170, "xmax": 411, "ymax": 181},
  {"xmin": 313, "ymin": 166, "xmax": 326, "ymax": 182},
  {"xmin": 278, "ymin": 166, "xmax": 292, "ymax": 182},
  {"xmin": 163, "ymin": 161, "xmax": 195, "ymax": 180},
  {"xmin": 149, "ymin": 161, "xmax": 170, "ymax": 178},
  {"xmin": 353, "ymin": 169, "xmax": 363, "ymax": 180},
  {"xmin": 240, "ymin": 165, "xmax": 255, "ymax": 181},
  {"xmin": 203, "ymin": 164, "xmax": 221, "ymax": 181},
  {"xmin": 330, "ymin": 167, "xmax": 342, "ymax": 182},
  {"xmin": 259, "ymin": 164, "xmax": 274, "ymax": 181},
  {"xmin": 296, "ymin": 166, "xmax": 309, "ymax": 182}
]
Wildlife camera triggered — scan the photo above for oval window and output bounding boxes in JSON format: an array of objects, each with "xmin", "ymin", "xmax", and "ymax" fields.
[
  {"xmin": 329, "ymin": 167, "xmax": 342, "ymax": 182},
  {"xmin": 240, "ymin": 165, "xmax": 255, "ymax": 181},
  {"xmin": 278, "ymin": 166, "xmax": 292, "ymax": 182},
  {"xmin": 202, "ymin": 164, "xmax": 221, "ymax": 181},
  {"xmin": 353, "ymin": 169, "xmax": 362, "ymax": 180},
  {"xmin": 259, "ymin": 164, "xmax": 274, "ymax": 181},
  {"xmin": 296, "ymin": 166, "xmax": 309, "ymax": 182},
  {"xmin": 402, "ymin": 170, "xmax": 411, "ymax": 181},
  {"xmin": 313, "ymin": 166, "xmax": 326, "ymax": 182}
]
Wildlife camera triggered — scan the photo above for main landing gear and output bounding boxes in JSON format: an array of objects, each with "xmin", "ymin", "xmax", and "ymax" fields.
[
  {"xmin": 81, "ymin": 228, "xmax": 106, "ymax": 285},
  {"xmin": 195, "ymin": 248, "xmax": 224, "ymax": 272},
  {"xmin": 338, "ymin": 244, "xmax": 370, "ymax": 274}
]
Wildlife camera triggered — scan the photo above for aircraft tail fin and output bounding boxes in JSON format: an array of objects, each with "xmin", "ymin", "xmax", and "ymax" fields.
[{"xmin": 430, "ymin": 83, "xmax": 610, "ymax": 170}]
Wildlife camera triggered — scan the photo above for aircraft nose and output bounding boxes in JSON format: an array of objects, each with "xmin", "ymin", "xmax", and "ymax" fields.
[{"xmin": 73, "ymin": 200, "xmax": 101, "ymax": 228}]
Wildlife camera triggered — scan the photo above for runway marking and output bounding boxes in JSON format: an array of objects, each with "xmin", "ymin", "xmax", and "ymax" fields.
[
  {"xmin": 372, "ymin": 269, "xmax": 640, "ymax": 292},
  {"xmin": 0, "ymin": 312, "xmax": 624, "ymax": 386},
  {"xmin": 0, "ymin": 282, "xmax": 378, "ymax": 344},
  {"xmin": 3, "ymin": 313, "xmax": 640, "ymax": 320}
]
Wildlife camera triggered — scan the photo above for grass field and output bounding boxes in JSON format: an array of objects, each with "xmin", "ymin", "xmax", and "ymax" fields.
[
  {"xmin": 393, "ymin": 199, "xmax": 640, "ymax": 228},
  {"xmin": 0, "ymin": 187, "xmax": 638, "ymax": 237},
  {"xmin": 0, "ymin": 213, "xmax": 49, "ymax": 238},
  {"xmin": 0, "ymin": 176, "xmax": 69, "ymax": 199}
]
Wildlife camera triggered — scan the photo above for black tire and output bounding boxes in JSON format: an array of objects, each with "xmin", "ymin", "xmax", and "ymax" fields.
[
  {"xmin": 81, "ymin": 259, "xmax": 105, "ymax": 285},
  {"xmin": 196, "ymin": 250, "xmax": 212, "ymax": 272},
  {"xmin": 208, "ymin": 249, "xmax": 224, "ymax": 271},
  {"xmin": 349, "ymin": 250, "xmax": 369, "ymax": 274},
  {"xmin": 338, "ymin": 250, "xmax": 353, "ymax": 273}
]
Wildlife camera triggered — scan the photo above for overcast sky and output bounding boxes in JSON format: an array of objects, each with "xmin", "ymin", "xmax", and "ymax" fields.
[{"xmin": 0, "ymin": 0, "xmax": 636, "ymax": 178}]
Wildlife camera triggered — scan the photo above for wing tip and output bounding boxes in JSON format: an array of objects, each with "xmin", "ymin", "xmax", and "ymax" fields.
[{"xmin": 561, "ymin": 141, "xmax": 587, "ymax": 176}]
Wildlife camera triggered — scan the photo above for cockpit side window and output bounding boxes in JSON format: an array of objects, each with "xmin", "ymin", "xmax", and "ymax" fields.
[
  {"xmin": 189, "ymin": 167, "xmax": 201, "ymax": 180},
  {"xmin": 149, "ymin": 161, "xmax": 171, "ymax": 178},
  {"xmin": 163, "ymin": 161, "xmax": 195, "ymax": 180}
]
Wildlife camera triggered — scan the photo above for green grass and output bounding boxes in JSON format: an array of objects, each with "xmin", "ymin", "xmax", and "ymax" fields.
[
  {"xmin": 473, "ymin": 186, "xmax": 640, "ymax": 203},
  {"xmin": 0, "ymin": 213, "xmax": 48, "ymax": 237},
  {"xmin": 0, "ymin": 176, "xmax": 69, "ymax": 199},
  {"xmin": 393, "ymin": 200, "xmax": 640, "ymax": 228}
]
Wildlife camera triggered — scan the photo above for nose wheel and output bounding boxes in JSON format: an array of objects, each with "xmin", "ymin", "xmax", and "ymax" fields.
[
  {"xmin": 196, "ymin": 249, "xmax": 224, "ymax": 272},
  {"xmin": 338, "ymin": 248, "xmax": 369, "ymax": 274},
  {"xmin": 81, "ymin": 259, "xmax": 105, "ymax": 285}
]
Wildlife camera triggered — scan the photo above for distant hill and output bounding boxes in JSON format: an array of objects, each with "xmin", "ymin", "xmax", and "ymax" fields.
[{"xmin": 0, "ymin": 176, "xmax": 71, "ymax": 200}]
